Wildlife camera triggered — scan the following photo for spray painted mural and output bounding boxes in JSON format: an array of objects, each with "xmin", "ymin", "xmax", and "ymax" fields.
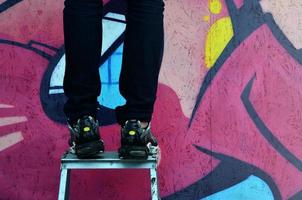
[{"xmin": 1, "ymin": 0, "xmax": 302, "ymax": 199}]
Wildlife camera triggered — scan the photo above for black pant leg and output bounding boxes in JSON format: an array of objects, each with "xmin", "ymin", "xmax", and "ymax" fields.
[
  {"xmin": 63, "ymin": 0, "xmax": 103, "ymax": 123},
  {"xmin": 115, "ymin": 0, "xmax": 165, "ymax": 125}
]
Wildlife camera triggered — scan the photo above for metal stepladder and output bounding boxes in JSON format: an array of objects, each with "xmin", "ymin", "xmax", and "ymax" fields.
[{"xmin": 58, "ymin": 147, "xmax": 160, "ymax": 200}]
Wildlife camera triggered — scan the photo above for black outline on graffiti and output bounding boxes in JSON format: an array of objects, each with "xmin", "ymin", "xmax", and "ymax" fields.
[
  {"xmin": 163, "ymin": 145, "xmax": 282, "ymax": 200},
  {"xmin": 0, "ymin": 0, "xmax": 22, "ymax": 13},
  {"xmin": 289, "ymin": 190, "xmax": 302, "ymax": 200},
  {"xmin": 241, "ymin": 75, "xmax": 302, "ymax": 172},
  {"xmin": 0, "ymin": 39, "xmax": 59, "ymax": 60}
]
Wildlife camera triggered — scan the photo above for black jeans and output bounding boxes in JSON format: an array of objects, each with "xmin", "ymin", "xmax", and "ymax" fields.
[{"xmin": 63, "ymin": 0, "xmax": 165, "ymax": 125}]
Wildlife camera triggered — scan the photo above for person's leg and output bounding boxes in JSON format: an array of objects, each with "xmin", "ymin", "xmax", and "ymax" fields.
[
  {"xmin": 63, "ymin": 0, "xmax": 104, "ymax": 157},
  {"xmin": 115, "ymin": 0, "xmax": 165, "ymax": 126},
  {"xmin": 116, "ymin": 0, "xmax": 165, "ymax": 159},
  {"xmin": 63, "ymin": 0, "xmax": 103, "ymax": 124}
]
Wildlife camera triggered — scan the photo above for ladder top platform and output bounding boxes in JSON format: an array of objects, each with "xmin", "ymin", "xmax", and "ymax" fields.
[{"xmin": 61, "ymin": 151, "xmax": 158, "ymax": 169}]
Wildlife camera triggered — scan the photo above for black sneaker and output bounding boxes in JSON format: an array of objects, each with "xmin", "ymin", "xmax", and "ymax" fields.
[
  {"xmin": 118, "ymin": 120, "xmax": 158, "ymax": 159},
  {"xmin": 67, "ymin": 115, "xmax": 104, "ymax": 158}
]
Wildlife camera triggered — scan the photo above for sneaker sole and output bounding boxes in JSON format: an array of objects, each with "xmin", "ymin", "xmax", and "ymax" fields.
[
  {"xmin": 75, "ymin": 140, "xmax": 104, "ymax": 158},
  {"xmin": 118, "ymin": 145, "xmax": 149, "ymax": 159}
]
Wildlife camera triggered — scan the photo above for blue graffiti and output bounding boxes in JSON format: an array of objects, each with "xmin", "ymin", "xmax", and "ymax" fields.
[
  {"xmin": 98, "ymin": 43, "xmax": 125, "ymax": 109},
  {"xmin": 203, "ymin": 176, "xmax": 274, "ymax": 200}
]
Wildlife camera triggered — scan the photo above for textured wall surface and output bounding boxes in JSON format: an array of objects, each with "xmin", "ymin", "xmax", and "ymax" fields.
[{"xmin": 1, "ymin": 0, "xmax": 302, "ymax": 199}]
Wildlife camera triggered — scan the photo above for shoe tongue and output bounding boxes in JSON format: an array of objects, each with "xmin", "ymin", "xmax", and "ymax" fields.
[
  {"xmin": 123, "ymin": 122, "xmax": 137, "ymax": 134},
  {"xmin": 78, "ymin": 116, "xmax": 92, "ymax": 127},
  {"xmin": 125, "ymin": 120, "xmax": 150, "ymax": 130},
  {"xmin": 129, "ymin": 119, "xmax": 139, "ymax": 123},
  {"xmin": 130, "ymin": 120, "xmax": 149, "ymax": 130},
  {"xmin": 127, "ymin": 120, "xmax": 140, "ymax": 128}
]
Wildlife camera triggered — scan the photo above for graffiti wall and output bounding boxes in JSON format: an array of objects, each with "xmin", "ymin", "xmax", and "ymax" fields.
[{"xmin": 1, "ymin": 0, "xmax": 302, "ymax": 199}]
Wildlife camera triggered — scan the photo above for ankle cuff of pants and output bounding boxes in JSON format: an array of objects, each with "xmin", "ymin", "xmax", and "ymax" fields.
[{"xmin": 115, "ymin": 106, "xmax": 152, "ymax": 126}]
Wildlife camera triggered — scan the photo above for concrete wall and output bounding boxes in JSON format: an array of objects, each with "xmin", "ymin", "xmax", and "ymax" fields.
[{"xmin": 1, "ymin": 0, "xmax": 302, "ymax": 199}]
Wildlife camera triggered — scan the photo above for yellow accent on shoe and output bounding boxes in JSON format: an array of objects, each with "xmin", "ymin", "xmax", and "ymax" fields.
[
  {"xmin": 129, "ymin": 130, "xmax": 136, "ymax": 135},
  {"xmin": 83, "ymin": 127, "xmax": 90, "ymax": 132}
]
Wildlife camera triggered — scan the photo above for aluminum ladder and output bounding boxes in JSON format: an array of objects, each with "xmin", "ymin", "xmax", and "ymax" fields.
[{"xmin": 58, "ymin": 149, "xmax": 160, "ymax": 200}]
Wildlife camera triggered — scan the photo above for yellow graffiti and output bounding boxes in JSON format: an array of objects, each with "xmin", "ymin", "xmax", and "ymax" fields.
[
  {"xmin": 209, "ymin": 0, "xmax": 222, "ymax": 14},
  {"xmin": 205, "ymin": 17, "xmax": 233, "ymax": 68},
  {"xmin": 203, "ymin": 15, "xmax": 210, "ymax": 22}
]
